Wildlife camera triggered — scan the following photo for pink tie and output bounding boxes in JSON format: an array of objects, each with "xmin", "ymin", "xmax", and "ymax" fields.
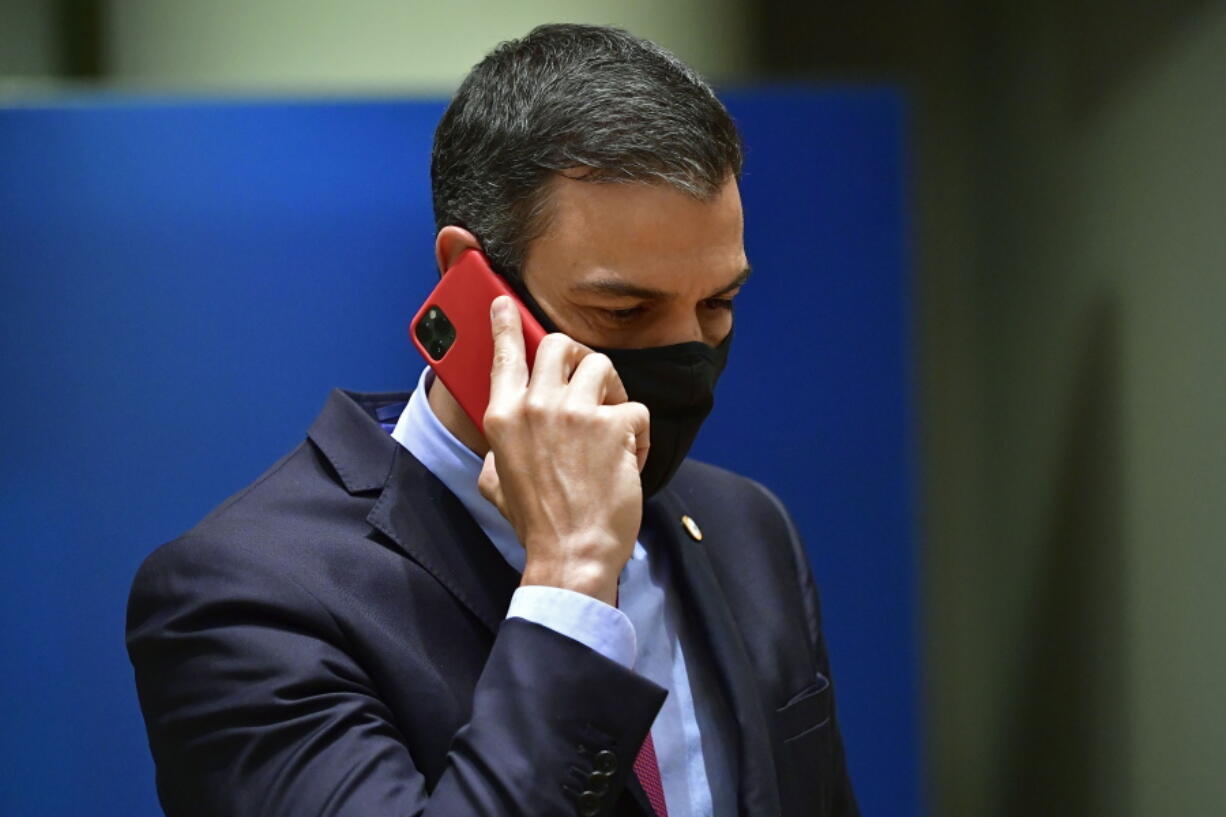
[{"xmin": 633, "ymin": 730, "xmax": 669, "ymax": 817}]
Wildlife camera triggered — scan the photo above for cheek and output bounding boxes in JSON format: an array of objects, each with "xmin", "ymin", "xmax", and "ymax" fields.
[{"xmin": 702, "ymin": 309, "xmax": 734, "ymax": 346}]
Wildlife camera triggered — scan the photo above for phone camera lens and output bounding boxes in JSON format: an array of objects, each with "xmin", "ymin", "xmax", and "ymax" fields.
[{"xmin": 416, "ymin": 304, "xmax": 455, "ymax": 361}]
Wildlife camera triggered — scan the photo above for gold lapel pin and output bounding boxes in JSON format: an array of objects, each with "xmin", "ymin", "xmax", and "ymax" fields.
[{"xmin": 680, "ymin": 514, "xmax": 703, "ymax": 542}]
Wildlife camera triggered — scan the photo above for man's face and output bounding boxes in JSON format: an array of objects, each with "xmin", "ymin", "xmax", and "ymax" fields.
[{"xmin": 520, "ymin": 175, "xmax": 749, "ymax": 350}]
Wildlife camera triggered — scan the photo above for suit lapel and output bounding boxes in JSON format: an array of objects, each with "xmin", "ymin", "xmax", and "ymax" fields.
[
  {"xmin": 308, "ymin": 389, "xmax": 520, "ymax": 634},
  {"xmin": 644, "ymin": 488, "xmax": 782, "ymax": 817},
  {"xmin": 367, "ymin": 444, "xmax": 521, "ymax": 634}
]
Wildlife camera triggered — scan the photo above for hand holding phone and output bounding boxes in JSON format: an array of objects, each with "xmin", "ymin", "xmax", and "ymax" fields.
[
  {"xmin": 479, "ymin": 296, "xmax": 650, "ymax": 604},
  {"xmin": 409, "ymin": 250, "xmax": 650, "ymax": 604}
]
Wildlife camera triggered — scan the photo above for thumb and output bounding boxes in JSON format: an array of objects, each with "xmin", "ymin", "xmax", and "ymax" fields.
[{"xmin": 478, "ymin": 450, "xmax": 505, "ymax": 512}]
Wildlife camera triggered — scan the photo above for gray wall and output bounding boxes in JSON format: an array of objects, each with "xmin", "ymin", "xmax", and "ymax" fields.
[
  {"xmin": 756, "ymin": 2, "xmax": 1226, "ymax": 814},
  {"xmin": 0, "ymin": 0, "xmax": 56, "ymax": 77},
  {"xmin": 103, "ymin": 0, "xmax": 751, "ymax": 91},
  {"xmin": 962, "ymin": 5, "xmax": 1226, "ymax": 815}
]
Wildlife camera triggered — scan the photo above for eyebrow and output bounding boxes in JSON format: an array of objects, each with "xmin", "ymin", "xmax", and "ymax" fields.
[{"xmin": 571, "ymin": 265, "xmax": 752, "ymax": 300}]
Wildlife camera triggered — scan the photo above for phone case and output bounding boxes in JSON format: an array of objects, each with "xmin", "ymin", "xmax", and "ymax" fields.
[{"xmin": 409, "ymin": 249, "xmax": 546, "ymax": 432}]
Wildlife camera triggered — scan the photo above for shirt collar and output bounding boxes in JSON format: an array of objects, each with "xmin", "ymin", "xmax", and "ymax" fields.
[{"xmin": 390, "ymin": 368, "xmax": 526, "ymax": 573}]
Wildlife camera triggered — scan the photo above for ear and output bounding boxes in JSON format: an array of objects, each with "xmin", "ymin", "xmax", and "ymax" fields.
[{"xmin": 434, "ymin": 226, "xmax": 482, "ymax": 276}]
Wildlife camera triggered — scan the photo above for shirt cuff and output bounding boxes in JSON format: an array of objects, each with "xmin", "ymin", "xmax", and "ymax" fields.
[{"xmin": 506, "ymin": 585, "xmax": 637, "ymax": 668}]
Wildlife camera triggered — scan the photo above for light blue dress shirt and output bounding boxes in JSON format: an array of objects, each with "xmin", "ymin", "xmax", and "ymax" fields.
[{"xmin": 390, "ymin": 368, "xmax": 736, "ymax": 817}]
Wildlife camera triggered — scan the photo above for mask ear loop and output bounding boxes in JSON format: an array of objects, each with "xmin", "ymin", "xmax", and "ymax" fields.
[{"xmin": 501, "ymin": 271, "xmax": 562, "ymax": 335}]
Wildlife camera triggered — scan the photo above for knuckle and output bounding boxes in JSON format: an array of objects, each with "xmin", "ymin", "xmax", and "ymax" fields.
[
  {"xmin": 589, "ymin": 351, "xmax": 613, "ymax": 369},
  {"xmin": 522, "ymin": 394, "xmax": 551, "ymax": 419},
  {"xmin": 491, "ymin": 345, "xmax": 515, "ymax": 369},
  {"xmin": 585, "ymin": 352, "xmax": 614, "ymax": 377},
  {"xmin": 559, "ymin": 404, "xmax": 589, "ymax": 425},
  {"xmin": 483, "ymin": 408, "xmax": 510, "ymax": 433}
]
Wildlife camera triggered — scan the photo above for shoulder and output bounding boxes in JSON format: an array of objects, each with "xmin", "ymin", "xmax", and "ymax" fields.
[{"xmin": 128, "ymin": 438, "xmax": 359, "ymax": 625}]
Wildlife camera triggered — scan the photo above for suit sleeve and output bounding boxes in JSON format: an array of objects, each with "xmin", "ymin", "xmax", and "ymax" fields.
[
  {"xmin": 126, "ymin": 535, "xmax": 665, "ymax": 817},
  {"xmin": 751, "ymin": 481, "xmax": 862, "ymax": 817}
]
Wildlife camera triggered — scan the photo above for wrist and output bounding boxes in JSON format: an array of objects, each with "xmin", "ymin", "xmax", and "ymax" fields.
[{"xmin": 520, "ymin": 556, "xmax": 620, "ymax": 606}]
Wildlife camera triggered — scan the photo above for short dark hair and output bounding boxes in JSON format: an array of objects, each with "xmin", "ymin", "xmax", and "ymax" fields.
[{"xmin": 430, "ymin": 23, "xmax": 743, "ymax": 279}]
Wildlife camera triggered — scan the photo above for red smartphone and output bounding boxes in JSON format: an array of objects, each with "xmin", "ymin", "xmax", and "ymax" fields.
[{"xmin": 410, "ymin": 248, "xmax": 547, "ymax": 432}]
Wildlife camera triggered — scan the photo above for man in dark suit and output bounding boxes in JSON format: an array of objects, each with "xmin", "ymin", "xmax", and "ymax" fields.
[{"xmin": 127, "ymin": 23, "xmax": 858, "ymax": 817}]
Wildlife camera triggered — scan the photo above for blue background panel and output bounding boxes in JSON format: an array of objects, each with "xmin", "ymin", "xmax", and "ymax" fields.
[{"xmin": 0, "ymin": 92, "xmax": 915, "ymax": 816}]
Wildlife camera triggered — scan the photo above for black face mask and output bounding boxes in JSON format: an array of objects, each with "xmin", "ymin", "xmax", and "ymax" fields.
[{"xmin": 504, "ymin": 274, "xmax": 731, "ymax": 499}]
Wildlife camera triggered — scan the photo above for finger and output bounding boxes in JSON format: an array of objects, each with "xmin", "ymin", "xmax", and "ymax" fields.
[
  {"xmin": 528, "ymin": 332, "xmax": 591, "ymax": 391},
  {"xmin": 478, "ymin": 450, "xmax": 506, "ymax": 512},
  {"xmin": 488, "ymin": 296, "xmax": 528, "ymax": 409},
  {"xmin": 567, "ymin": 352, "xmax": 629, "ymax": 406},
  {"xmin": 603, "ymin": 401, "xmax": 650, "ymax": 472}
]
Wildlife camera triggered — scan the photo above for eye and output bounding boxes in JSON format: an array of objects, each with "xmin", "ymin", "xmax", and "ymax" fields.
[
  {"xmin": 601, "ymin": 305, "xmax": 646, "ymax": 323},
  {"xmin": 702, "ymin": 297, "xmax": 735, "ymax": 312}
]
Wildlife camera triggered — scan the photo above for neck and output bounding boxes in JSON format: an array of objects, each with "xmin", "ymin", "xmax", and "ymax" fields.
[{"xmin": 427, "ymin": 376, "xmax": 490, "ymax": 457}]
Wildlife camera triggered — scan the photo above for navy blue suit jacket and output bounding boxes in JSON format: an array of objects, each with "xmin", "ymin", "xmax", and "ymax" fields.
[{"xmin": 127, "ymin": 389, "xmax": 858, "ymax": 817}]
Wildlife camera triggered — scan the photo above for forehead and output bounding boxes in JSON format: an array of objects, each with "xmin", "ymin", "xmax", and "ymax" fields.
[{"xmin": 524, "ymin": 175, "xmax": 747, "ymax": 290}]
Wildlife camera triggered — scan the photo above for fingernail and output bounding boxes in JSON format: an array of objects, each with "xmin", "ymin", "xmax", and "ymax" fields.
[{"xmin": 491, "ymin": 295, "xmax": 510, "ymax": 322}]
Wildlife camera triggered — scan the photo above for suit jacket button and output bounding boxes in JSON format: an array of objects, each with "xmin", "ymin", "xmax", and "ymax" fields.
[
  {"xmin": 586, "ymin": 773, "xmax": 610, "ymax": 796},
  {"xmin": 577, "ymin": 790, "xmax": 602, "ymax": 817},
  {"xmin": 594, "ymin": 749, "xmax": 617, "ymax": 774}
]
